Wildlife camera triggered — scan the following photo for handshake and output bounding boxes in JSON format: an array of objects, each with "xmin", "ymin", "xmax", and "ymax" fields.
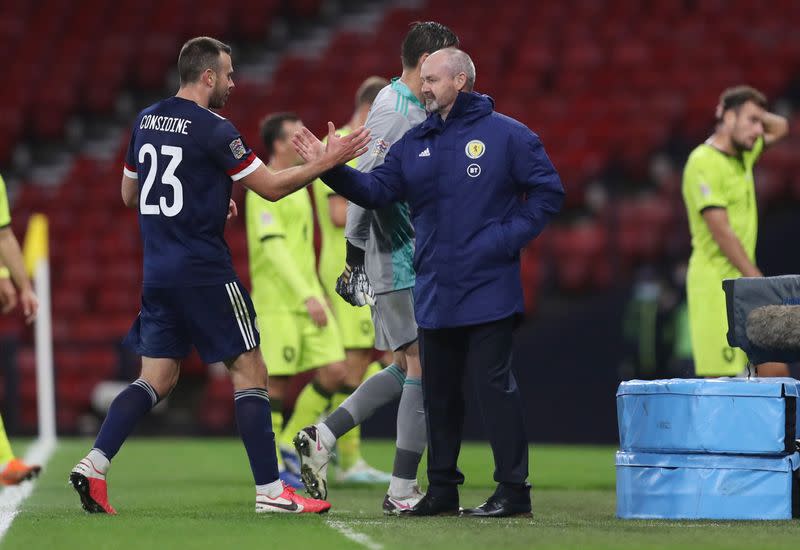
[{"xmin": 336, "ymin": 242, "xmax": 375, "ymax": 307}]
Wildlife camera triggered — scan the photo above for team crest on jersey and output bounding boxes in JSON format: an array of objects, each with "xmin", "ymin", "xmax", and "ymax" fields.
[
  {"xmin": 373, "ymin": 138, "xmax": 390, "ymax": 158},
  {"xmin": 229, "ymin": 138, "xmax": 246, "ymax": 159},
  {"xmin": 465, "ymin": 140, "xmax": 485, "ymax": 159},
  {"xmin": 260, "ymin": 212, "xmax": 273, "ymax": 226},
  {"xmin": 699, "ymin": 182, "xmax": 711, "ymax": 197}
]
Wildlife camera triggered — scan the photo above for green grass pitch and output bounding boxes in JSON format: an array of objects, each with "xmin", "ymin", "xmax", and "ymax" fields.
[{"xmin": 4, "ymin": 439, "xmax": 800, "ymax": 549}]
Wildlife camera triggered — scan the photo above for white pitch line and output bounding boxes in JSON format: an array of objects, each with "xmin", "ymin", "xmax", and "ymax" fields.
[
  {"xmin": 0, "ymin": 437, "xmax": 57, "ymax": 541},
  {"xmin": 326, "ymin": 519, "xmax": 384, "ymax": 550}
]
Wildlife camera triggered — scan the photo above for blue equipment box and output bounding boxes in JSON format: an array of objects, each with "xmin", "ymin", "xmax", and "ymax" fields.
[
  {"xmin": 616, "ymin": 451, "xmax": 800, "ymax": 520},
  {"xmin": 617, "ymin": 378, "xmax": 797, "ymax": 455}
]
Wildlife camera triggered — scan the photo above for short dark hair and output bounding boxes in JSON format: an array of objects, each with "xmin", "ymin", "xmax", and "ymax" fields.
[
  {"xmin": 260, "ymin": 112, "xmax": 300, "ymax": 158},
  {"xmin": 178, "ymin": 36, "xmax": 232, "ymax": 85},
  {"xmin": 355, "ymin": 76, "xmax": 389, "ymax": 109},
  {"xmin": 720, "ymin": 85, "xmax": 767, "ymax": 114},
  {"xmin": 401, "ymin": 21, "xmax": 459, "ymax": 69}
]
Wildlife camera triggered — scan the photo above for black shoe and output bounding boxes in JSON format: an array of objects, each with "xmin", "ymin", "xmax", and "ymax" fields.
[
  {"xmin": 460, "ymin": 493, "xmax": 532, "ymax": 518},
  {"xmin": 401, "ymin": 491, "xmax": 459, "ymax": 517}
]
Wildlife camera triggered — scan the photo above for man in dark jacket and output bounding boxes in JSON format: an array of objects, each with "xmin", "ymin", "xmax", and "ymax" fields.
[{"xmin": 293, "ymin": 48, "xmax": 564, "ymax": 518}]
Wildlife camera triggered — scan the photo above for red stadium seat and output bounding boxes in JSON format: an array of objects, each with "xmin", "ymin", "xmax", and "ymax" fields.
[
  {"xmin": 72, "ymin": 316, "xmax": 132, "ymax": 343},
  {"xmin": 551, "ymin": 222, "xmax": 611, "ymax": 292},
  {"xmin": 56, "ymin": 348, "xmax": 117, "ymax": 379},
  {"xmin": 53, "ymin": 288, "xmax": 87, "ymax": 317},
  {"xmin": 57, "ymin": 377, "xmax": 95, "ymax": 409},
  {"xmin": 198, "ymin": 375, "xmax": 235, "ymax": 432},
  {"xmin": 181, "ymin": 351, "xmax": 206, "ymax": 377},
  {"xmin": 16, "ymin": 347, "xmax": 36, "ymax": 375}
]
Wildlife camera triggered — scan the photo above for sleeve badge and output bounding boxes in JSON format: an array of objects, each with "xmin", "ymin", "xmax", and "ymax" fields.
[
  {"xmin": 229, "ymin": 137, "xmax": 246, "ymax": 159},
  {"xmin": 372, "ymin": 138, "xmax": 390, "ymax": 158}
]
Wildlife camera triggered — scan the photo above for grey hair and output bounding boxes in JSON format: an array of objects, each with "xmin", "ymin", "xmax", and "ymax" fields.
[{"xmin": 440, "ymin": 48, "xmax": 476, "ymax": 91}]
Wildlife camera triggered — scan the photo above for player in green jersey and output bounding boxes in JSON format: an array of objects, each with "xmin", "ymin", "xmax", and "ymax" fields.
[
  {"xmin": 0, "ymin": 173, "xmax": 40, "ymax": 484},
  {"xmin": 682, "ymin": 86, "xmax": 788, "ymax": 377},
  {"xmin": 245, "ymin": 113, "xmax": 347, "ymax": 487},
  {"xmin": 311, "ymin": 76, "xmax": 392, "ymax": 482}
]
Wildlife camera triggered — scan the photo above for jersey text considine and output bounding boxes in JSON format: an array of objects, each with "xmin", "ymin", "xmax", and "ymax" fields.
[{"xmin": 140, "ymin": 115, "xmax": 191, "ymax": 135}]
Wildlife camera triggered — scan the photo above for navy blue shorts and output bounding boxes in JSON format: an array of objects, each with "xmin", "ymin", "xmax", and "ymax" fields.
[{"xmin": 123, "ymin": 280, "xmax": 260, "ymax": 363}]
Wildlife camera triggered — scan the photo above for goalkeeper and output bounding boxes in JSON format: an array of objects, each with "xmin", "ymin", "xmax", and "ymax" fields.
[
  {"xmin": 295, "ymin": 22, "xmax": 460, "ymax": 513},
  {"xmin": 0, "ymin": 172, "xmax": 39, "ymax": 484}
]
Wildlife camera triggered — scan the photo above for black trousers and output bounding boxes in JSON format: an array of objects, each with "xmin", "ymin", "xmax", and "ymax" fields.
[{"xmin": 419, "ymin": 315, "xmax": 528, "ymax": 497}]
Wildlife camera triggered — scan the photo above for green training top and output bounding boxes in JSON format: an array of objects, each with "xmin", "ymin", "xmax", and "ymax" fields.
[
  {"xmin": 246, "ymin": 183, "xmax": 322, "ymax": 314},
  {"xmin": 682, "ymin": 136, "xmax": 763, "ymax": 280}
]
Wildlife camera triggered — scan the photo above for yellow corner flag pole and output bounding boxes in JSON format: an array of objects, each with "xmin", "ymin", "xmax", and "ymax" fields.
[
  {"xmin": 22, "ymin": 214, "xmax": 56, "ymax": 442},
  {"xmin": 23, "ymin": 214, "xmax": 48, "ymax": 276}
]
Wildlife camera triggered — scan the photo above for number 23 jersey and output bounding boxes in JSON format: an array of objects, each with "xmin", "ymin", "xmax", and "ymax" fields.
[{"xmin": 123, "ymin": 96, "xmax": 262, "ymax": 287}]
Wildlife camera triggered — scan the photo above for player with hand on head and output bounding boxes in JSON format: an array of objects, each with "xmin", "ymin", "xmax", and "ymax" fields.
[
  {"xmin": 682, "ymin": 86, "xmax": 789, "ymax": 378},
  {"xmin": 68, "ymin": 36, "xmax": 368, "ymax": 515},
  {"xmin": 293, "ymin": 22, "xmax": 460, "ymax": 514},
  {"xmin": 0, "ymin": 172, "xmax": 40, "ymax": 485}
]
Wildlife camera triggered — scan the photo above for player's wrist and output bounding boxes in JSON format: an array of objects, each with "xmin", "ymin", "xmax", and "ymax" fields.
[
  {"xmin": 0, "ymin": 267, "xmax": 9, "ymax": 279},
  {"xmin": 311, "ymin": 154, "xmax": 336, "ymax": 174},
  {"xmin": 17, "ymin": 281, "xmax": 34, "ymax": 294},
  {"xmin": 346, "ymin": 241, "xmax": 365, "ymax": 266}
]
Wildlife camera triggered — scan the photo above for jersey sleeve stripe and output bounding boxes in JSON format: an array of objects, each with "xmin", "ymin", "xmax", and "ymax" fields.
[
  {"xmin": 123, "ymin": 164, "xmax": 138, "ymax": 179},
  {"xmin": 228, "ymin": 152, "xmax": 261, "ymax": 181}
]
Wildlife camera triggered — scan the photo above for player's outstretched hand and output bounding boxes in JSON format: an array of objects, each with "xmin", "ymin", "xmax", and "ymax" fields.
[
  {"xmin": 0, "ymin": 278, "xmax": 17, "ymax": 314},
  {"xmin": 292, "ymin": 127, "xmax": 325, "ymax": 163},
  {"xmin": 324, "ymin": 122, "xmax": 371, "ymax": 165},
  {"xmin": 335, "ymin": 263, "xmax": 375, "ymax": 307},
  {"xmin": 227, "ymin": 199, "xmax": 238, "ymax": 220},
  {"xmin": 20, "ymin": 288, "xmax": 38, "ymax": 325},
  {"xmin": 292, "ymin": 123, "xmax": 370, "ymax": 167}
]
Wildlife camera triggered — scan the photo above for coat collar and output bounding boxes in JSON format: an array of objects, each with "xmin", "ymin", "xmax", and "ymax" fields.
[{"xmin": 416, "ymin": 92, "xmax": 494, "ymax": 137}]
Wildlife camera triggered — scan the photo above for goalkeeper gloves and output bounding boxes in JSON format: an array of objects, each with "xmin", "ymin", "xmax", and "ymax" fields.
[{"xmin": 336, "ymin": 242, "xmax": 375, "ymax": 307}]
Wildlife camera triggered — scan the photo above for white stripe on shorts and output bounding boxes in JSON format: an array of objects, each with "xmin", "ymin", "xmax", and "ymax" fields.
[
  {"xmin": 231, "ymin": 283, "xmax": 257, "ymax": 348},
  {"xmin": 226, "ymin": 282, "xmax": 254, "ymax": 349}
]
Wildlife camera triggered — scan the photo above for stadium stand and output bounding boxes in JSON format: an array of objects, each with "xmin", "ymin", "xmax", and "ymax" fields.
[{"xmin": 1, "ymin": 0, "xmax": 799, "ymax": 432}]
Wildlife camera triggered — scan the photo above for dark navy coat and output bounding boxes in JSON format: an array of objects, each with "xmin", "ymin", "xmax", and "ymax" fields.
[{"xmin": 322, "ymin": 91, "xmax": 564, "ymax": 329}]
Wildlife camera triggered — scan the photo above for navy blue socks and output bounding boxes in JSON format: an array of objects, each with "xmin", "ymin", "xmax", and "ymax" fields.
[
  {"xmin": 93, "ymin": 378, "xmax": 160, "ymax": 460},
  {"xmin": 234, "ymin": 388, "xmax": 280, "ymax": 486}
]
